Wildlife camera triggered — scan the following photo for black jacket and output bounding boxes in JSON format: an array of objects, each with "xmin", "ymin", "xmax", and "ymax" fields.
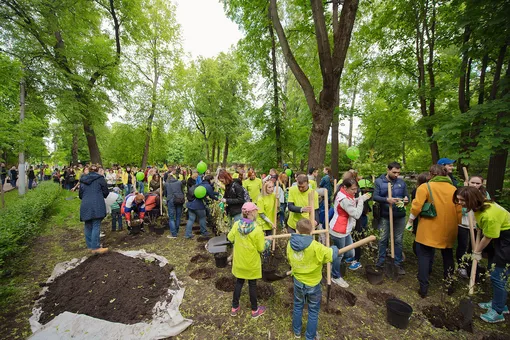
[
  {"xmin": 79, "ymin": 172, "xmax": 109, "ymax": 222},
  {"xmin": 164, "ymin": 176, "xmax": 185, "ymax": 205},
  {"xmin": 223, "ymin": 179, "xmax": 245, "ymax": 216}
]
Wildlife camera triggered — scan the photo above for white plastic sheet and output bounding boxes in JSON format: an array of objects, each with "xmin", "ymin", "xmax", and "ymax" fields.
[{"xmin": 29, "ymin": 250, "xmax": 192, "ymax": 340}]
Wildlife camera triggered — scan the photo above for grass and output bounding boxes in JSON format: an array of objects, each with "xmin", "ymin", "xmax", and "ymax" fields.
[{"xmin": 0, "ymin": 193, "xmax": 509, "ymax": 339}]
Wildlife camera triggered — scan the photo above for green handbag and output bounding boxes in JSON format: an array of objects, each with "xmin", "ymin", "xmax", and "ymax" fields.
[{"xmin": 420, "ymin": 183, "xmax": 437, "ymax": 218}]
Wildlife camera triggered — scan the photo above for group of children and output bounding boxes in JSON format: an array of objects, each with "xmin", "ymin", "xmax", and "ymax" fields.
[{"xmin": 227, "ymin": 201, "xmax": 338, "ymax": 340}]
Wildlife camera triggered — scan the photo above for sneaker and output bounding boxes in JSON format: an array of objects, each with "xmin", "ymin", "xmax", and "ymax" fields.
[
  {"xmin": 294, "ymin": 333, "xmax": 301, "ymax": 338},
  {"xmin": 185, "ymin": 235, "xmax": 195, "ymax": 239},
  {"xmin": 231, "ymin": 306, "xmax": 240, "ymax": 317},
  {"xmin": 458, "ymin": 268, "xmax": 468, "ymax": 279},
  {"xmin": 251, "ymin": 306, "xmax": 266, "ymax": 318},
  {"xmin": 331, "ymin": 277, "xmax": 349, "ymax": 288},
  {"xmin": 480, "ymin": 308, "xmax": 506, "ymax": 323},
  {"xmin": 479, "ymin": 302, "xmax": 510, "ymax": 314},
  {"xmin": 344, "ymin": 257, "xmax": 355, "ymax": 264},
  {"xmin": 91, "ymin": 247, "xmax": 109, "ymax": 254},
  {"xmin": 348, "ymin": 261, "xmax": 362, "ymax": 271},
  {"xmin": 99, "ymin": 232, "xmax": 105, "ymax": 238},
  {"xmin": 397, "ymin": 265, "xmax": 406, "ymax": 275},
  {"xmin": 167, "ymin": 235, "xmax": 177, "ymax": 239}
]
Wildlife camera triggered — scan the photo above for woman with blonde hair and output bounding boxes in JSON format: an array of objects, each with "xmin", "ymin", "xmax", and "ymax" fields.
[{"xmin": 256, "ymin": 180, "xmax": 277, "ymax": 236}]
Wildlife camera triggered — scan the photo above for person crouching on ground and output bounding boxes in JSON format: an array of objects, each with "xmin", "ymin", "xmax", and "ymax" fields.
[
  {"xmin": 228, "ymin": 202, "xmax": 268, "ymax": 318},
  {"xmin": 288, "ymin": 218, "xmax": 339, "ymax": 340},
  {"xmin": 454, "ymin": 187, "xmax": 510, "ymax": 323},
  {"xmin": 122, "ymin": 193, "xmax": 146, "ymax": 233}
]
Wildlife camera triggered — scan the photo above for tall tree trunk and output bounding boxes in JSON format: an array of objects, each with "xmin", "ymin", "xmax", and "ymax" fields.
[
  {"xmin": 71, "ymin": 124, "xmax": 79, "ymax": 165},
  {"xmin": 268, "ymin": 9, "xmax": 282, "ymax": 167},
  {"xmin": 216, "ymin": 143, "xmax": 221, "ymax": 170},
  {"xmin": 222, "ymin": 136, "xmax": 229, "ymax": 168},
  {"xmin": 83, "ymin": 119, "xmax": 102, "ymax": 165},
  {"xmin": 478, "ymin": 54, "xmax": 488, "ymax": 105},
  {"xmin": 141, "ymin": 71, "xmax": 159, "ymax": 169},
  {"xmin": 18, "ymin": 76, "xmax": 26, "ymax": 195},
  {"xmin": 331, "ymin": 107, "xmax": 339, "ymax": 180},
  {"xmin": 485, "ymin": 51, "xmax": 509, "ymax": 198},
  {"xmin": 348, "ymin": 82, "xmax": 357, "ymax": 147}
]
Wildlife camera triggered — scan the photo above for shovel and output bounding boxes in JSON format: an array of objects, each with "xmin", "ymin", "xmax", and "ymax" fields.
[
  {"xmin": 272, "ymin": 183, "xmax": 279, "ymax": 251},
  {"xmin": 263, "ymin": 270, "xmax": 292, "ymax": 282},
  {"xmin": 385, "ymin": 182, "xmax": 399, "ymax": 280},
  {"xmin": 324, "ymin": 189, "xmax": 332, "ymax": 308}
]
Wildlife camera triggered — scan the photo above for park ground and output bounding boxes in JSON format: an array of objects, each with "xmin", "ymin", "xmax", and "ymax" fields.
[{"xmin": 0, "ymin": 189, "xmax": 509, "ymax": 340}]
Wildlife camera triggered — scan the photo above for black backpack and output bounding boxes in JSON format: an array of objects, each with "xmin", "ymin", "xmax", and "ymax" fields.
[
  {"xmin": 187, "ymin": 184, "xmax": 199, "ymax": 202},
  {"xmin": 232, "ymin": 181, "xmax": 251, "ymax": 203}
]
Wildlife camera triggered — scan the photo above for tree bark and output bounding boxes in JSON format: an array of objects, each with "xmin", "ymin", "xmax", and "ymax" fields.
[
  {"xmin": 141, "ymin": 61, "xmax": 159, "ymax": 169},
  {"xmin": 222, "ymin": 136, "xmax": 229, "ymax": 168},
  {"xmin": 216, "ymin": 142, "xmax": 221, "ymax": 170},
  {"xmin": 269, "ymin": 0, "xmax": 359, "ymax": 168},
  {"xmin": 83, "ymin": 120, "xmax": 102, "ymax": 165},
  {"xmin": 331, "ymin": 107, "xmax": 339, "ymax": 180},
  {"xmin": 348, "ymin": 82, "xmax": 357, "ymax": 147},
  {"xmin": 71, "ymin": 124, "xmax": 79, "ymax": 165}
]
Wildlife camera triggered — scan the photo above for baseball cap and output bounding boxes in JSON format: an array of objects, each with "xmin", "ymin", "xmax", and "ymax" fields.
[
  {"xmin": 437, "ymin": 158, "xmax": 456, "ymax": 165},
  {"xmin": 242, "ymin": 202, "xmax": 258, "ymax": 212}
]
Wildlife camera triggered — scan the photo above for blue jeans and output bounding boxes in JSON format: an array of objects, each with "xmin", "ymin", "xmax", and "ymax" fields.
[
  {"xmin": 28, "ymin": 178, "xmax": 34, "ymax": 189},
  {"xmin": 168, "ymin": 201, "xmax": 183, "ymax": 237},
  {"xmin": 186, "ymin": 208, "xmax": 207, "ymax": 238},
  {"xmin": 111, "ymin": 209, "xmax": 123, "ymax": 231},
  {"xmin": 279, "ymin": 203, "xmax": 287, "ymax": 228},
  {"xmin": 377, "ymin": 217, "xmax": 405, "ymax": 266},
  {"xmin": 137, "ymin": 181, "xmax": 144, "ymax": 193},
  {"xmin": 125, "ymin": 184, "xmax": 133, "ymax": 196},
  {"xmin": 84, "ymin": 218, "xmax": 102, "ymax": 249},
  {"xmin": 292, "ymin": 278, "xmax": 321, "ymax": 340},
  {"xmin": 491, "ymin": 266, "xmax": 510, "ymax": 314},
  {"xmin": 331, "ymin": 234, "xmax": 354, "ymax": 279}
]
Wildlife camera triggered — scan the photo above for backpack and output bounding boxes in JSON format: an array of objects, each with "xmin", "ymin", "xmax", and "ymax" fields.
[
  {"xmin": 187, "ymin": 184, "xmax": 199, "ymax": 202},
  {"xmin": 233, "ymin": 181, "xmax": 251, "ymax": 203}
]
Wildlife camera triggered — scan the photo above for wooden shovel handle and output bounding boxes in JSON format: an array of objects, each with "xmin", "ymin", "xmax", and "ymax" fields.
[
  {"xmin": 264, "ymin": 228, "xmax": 328, "ymax": 240},
  {"xmin": 338, "ymin": 235, "xmax": 377, "ymax": 255},
  {"xmin": 272, "ymin": 183, "xmax": 279, "ymax": 251},
  {"xmin": 324, "ymin": 189, "xmax": 331, "ymax": 285},
  {"xmin": 463, "ymin": 167, "xmax": 469, "ymax": 186},
  {"xmin": 469, "ymin": 226, "xmax": 482, "ymax": 295},
  {"xmin": 388, "ymin": 182, "xmax": 395, "ymax": 259}
]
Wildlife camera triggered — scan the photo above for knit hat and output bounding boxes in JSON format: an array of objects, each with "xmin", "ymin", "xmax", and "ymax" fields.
[{"xmin": 242, "ymin": 202, "xmax": 258, "ymax": 213}]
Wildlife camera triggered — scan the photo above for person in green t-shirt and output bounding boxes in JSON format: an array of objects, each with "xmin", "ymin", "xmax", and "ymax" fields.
[
  {"xmin": 455, "ymin": 187, "xmax": 510, "ymax": 324},
  {"xmin": 287, "ymin": 218, "xmax": 339, "ymax": 339},
  {"xmin": 227, "ymin": 202, "xmax": 268, "ymax": 319},
  {"xmin": 243, "ymin": 170, "xmax": 262, "ymax": 202},
  {"xmin": 287, "ymin": 174, "xmax": 319, "ymax": 233}
]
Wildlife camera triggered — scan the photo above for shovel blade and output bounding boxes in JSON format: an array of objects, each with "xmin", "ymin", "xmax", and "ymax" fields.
[{"xmin": 206, "ymin": 244, "xmax": 227, "ymax": 254}]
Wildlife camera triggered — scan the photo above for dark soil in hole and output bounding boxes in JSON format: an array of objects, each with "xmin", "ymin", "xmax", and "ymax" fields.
[
  {"xmin": 257, "ymin": 282, "xmax": 275, "ymax": 300},
  {"xmin": 190, "ymin": 254, "xmax": 211, "ymax": 264},
  {"xmin": 324, "ymin": 305, "xmax": 342, "ymax": 315},
  {"xmin": 422, "ymin": 305, "xmax": 464, "ymax": 331},
  {"xmin": 328, "ymin": 285, "xmax": 357, "ymax": 306},
  {"xmin": 189, "ymin": 268, "xmax": 215, "ymax": 280},
  {"xmin": 197, "ymin": 235, "xmax": 211, "ymax": 242},
  {"xmin": 366, "ymin": 289, "xmax": 396, "ymax": 306},
  {"xmin": 215, "ymin": 276, "xmax": 236, "ymax": 292},
  {"xmin": 38, "ymin": 252, "xmax": 173, "ymax": 325},
  {"xmin": 158, "ymin": 216, "xmax": 169, "ymax": 225}
]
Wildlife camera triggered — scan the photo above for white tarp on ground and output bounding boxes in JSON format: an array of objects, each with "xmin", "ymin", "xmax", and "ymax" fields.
[{"xmin": 29, "ymin": 250, "xmax": 193, "ymax": 340}]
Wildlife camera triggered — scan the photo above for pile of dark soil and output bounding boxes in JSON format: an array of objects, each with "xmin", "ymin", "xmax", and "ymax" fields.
[
  {"xmin": 189, "ymin": 268, "xmax": 216, "ymax": 280},
  {"xmin": 422, "ymin": 305, "xmax": 464, "ymax": 331},
  {"xmin": 366, "ymin": 289, "xmax": 396, "ymax": 306},
  {"xmin": 328, "ymin": 285, "xmax": 357, "ymax": 306},
  {"xmin": 215, "ymin": 276, "xmax": 236, "ymax": 292},
  {"xmin": 190, "ymin": 254, "xmax": 211, "ymax": 264},
  {"xmin": 38, "ymin": 252, "xmax": 173, "ymax": 325}
]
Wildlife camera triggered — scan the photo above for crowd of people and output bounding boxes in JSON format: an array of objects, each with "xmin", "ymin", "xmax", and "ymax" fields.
[{"xmin": 11, "ymin": 156, "xmax": 507, "ymax": 338}]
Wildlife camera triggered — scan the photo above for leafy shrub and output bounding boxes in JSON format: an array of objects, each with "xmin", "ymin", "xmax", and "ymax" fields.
[{"xmin": 0, "ymin": 182, "xmax": 60, "ymax": 271}]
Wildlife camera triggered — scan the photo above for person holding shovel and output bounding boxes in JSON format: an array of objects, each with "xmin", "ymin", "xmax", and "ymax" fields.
[
  {"xmin": 454, "ymin": 187, "xmax": 510, "ymax": 323},
  {"xmin": 329, "ymin": 178, "xmax": 372, "ymax": 288},
  {"xmin": 256, "ymin": 181, "xmax": 277, "ymax": 236},
  {"xmin": 373, "ymin": 162, "xmax": 409, "ymax": 274},
  {"xmin": 407, "ymin": 164, "xmax": 461, "ymax": 298},
  {"xmin": 287, "ymin": 175, "xmax": 319, "ymax": 233},
  {"xmin": 228, "ymin": 202, "xmax": 268, "ymax": 318},
  {"xmin": 288, "ymin": 218, "xmax": 339, "ymax": 340}
]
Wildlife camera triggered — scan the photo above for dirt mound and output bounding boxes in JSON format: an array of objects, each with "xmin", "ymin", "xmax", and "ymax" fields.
[
  {"xmin": 422, "ymin": 305, "xmax": 464, "ymax": 331},
  {"xmin": 189, "ymin": 268, "xmax": 215, "ymax": 280},
  {"xmin": 38, "ymin": 252, "xmax": 173, "ymax": 325},
  {"xmin": 257, "ymin": 282, "xmax": 275, "ymax": 300},
  {"xmin": 190, "ymin": 254, "xmax": 211, "ymax": 264},
  {"xmin": 366, "ymin": 289, "xmax": 396, "ymax": 306},
  {"xmin": 328, "ymin": 285, "xmax": 357, "ymax": 306},
  {"xmin": 215, "ymin": 276, "xmax": 236, "ymax": 292},
  {"xmin": 197, "ymin": 235, "xmax": 212, "ymax": 242}
]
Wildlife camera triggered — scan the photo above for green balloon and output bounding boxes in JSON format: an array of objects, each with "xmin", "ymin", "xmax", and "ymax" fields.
[
  {"xmin": 285, "ymin": 169, "xmax": 292, "ymax": 177},
  {"xmin": 136, "ymin": 172, "xmax": 145, "ymax": 181},
  {"xmin": 194, "ymin": 185, "xmax": 207, "ymax": 199},
  {"xmin": 197, "ymin": 161, "xmax": 207, "ymax": 174},
  {"xmin": 346, "ymin": 146, "xmax": 360, "ymax": 160}
]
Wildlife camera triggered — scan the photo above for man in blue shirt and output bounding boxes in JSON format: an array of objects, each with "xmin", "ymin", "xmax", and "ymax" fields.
[{"xmin": 373, "ymin": 162, "xmax": 409, "ymax": 274}]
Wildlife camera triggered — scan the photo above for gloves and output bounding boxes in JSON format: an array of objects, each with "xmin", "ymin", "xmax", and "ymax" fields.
[
  {"xmin": 472, "ymin": 252, "xmax": 482, "ymax": 262},
  {"xmin": 405, "ymin": 223, "xmax": 413, "ymax": 232}
]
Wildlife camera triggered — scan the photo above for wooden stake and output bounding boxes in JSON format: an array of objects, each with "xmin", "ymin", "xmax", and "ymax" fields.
[
  {"xmin": 468, "ymin": 212, "xmax": 481, "ymax": 295},
  {"xmin": 308, "ymin": 189, "xmax": 315, "ymax": 229},
  {"xmin": 324, "ymin": 189, "xmax": 331, "ymax": 287},
  {"xmin": 272, "ymin": 183, "xmax": 279, "ymax": 251},
  {"xmin": 159, "ymin": 178, "xmax": 163, "ymax": 216}
]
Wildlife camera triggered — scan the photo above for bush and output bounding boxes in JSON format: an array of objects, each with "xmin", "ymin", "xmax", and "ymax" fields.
[{"xmin": 0, "ymin": 182, "xmax": 60, "ymax": 271}]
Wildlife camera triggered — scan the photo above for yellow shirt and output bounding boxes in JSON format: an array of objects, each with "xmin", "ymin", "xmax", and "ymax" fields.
[
  {"xmin": 287, "ymin": 237, "xmax": 333, "ymax": 286},
  {"xmin": 309, "ymin": 179, "xmax": 317, "ymax": 190},
  {"xmin": 227, "ymin": 220, "xmax": 265, "ymax": 279},
  {"xmin": 256, "ymin": 193, "xmax": 277, "ymax": 231},
  {"xmin": 243, "ymin": 178, "xmax": 262, "ymax": 202},
  {"xmin": 287, "ymin": 186, "xmax": 319, "ymax": 229}
]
